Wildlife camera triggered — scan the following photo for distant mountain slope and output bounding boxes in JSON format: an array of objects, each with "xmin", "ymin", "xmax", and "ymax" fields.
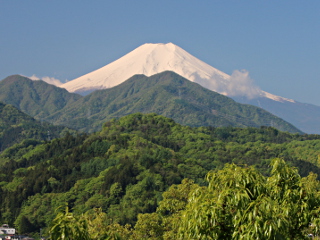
[
  {"xmin": 0, "ymin": 75, "xmax": 82, "ymax": 119},
  {"xmin": 0, "ymin": 102, "xmax": 68, "ymax": 151},
  {"xmin": 233, "ymin": 96, "xmax": 320, "ymax": 134},
  {"xmin": 47, "ymin": 71, "xmax": 301, "ymax": 133}
]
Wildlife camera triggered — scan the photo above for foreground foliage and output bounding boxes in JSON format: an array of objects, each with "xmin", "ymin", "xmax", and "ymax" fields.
[
  {"xmin": 49, "ymin": 159, "xmax": 320, "ymax": 239},
  {"xmin": 179, "ymin": 159, "xmax": 320, "ymax": 239}
]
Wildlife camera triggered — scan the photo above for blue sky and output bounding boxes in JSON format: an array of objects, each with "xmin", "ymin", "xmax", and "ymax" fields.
[{"xmin": 1, "ymin": 1, "xmax": 319, "ymax": 105}]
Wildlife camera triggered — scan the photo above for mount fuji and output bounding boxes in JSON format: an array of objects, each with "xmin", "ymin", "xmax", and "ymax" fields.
[
  {"xmin": 61, "ymin": 43, "xmax": 292, "ymax": 103},
  {"xmin": 60, "ymin": 43, "xmax": 320, "ymax": 134}
]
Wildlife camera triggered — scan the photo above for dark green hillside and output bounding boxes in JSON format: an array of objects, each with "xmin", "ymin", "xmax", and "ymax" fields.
[
  {"xmin": 0, "ymin": 113, "xmax": 318, "ymax": 233},
  {"xmin": 0, "ymin": 102, "xmax": 69, "ymax": 151},
  {"xmin": 46, "ymin": 71, "xmax": 301, "ymax": 133},
  {"xmin": 0, "ymin": 75, "xmax": 82, "ymax": 119}
]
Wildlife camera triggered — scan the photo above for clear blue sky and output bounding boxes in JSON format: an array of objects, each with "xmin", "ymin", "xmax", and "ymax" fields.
[{"xmin": 1, "ymin": 1, "xmax": 319, "ymax": 105}]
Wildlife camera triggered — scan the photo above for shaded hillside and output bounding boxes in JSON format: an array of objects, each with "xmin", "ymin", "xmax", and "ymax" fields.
[
  {"xmin": 0, "ymin": 75, "xmax": 82, "ymax": 119},
  {"xmin": 0, "ymin": 113, "xmax": 319, "ymax": 231},
  {"xmin": 0, "ymin": 102, "xmax": 69, "ymax": 151},
  {"xmin": 46, "ymin": 71, "xmax": 301, "ymax": 133}
]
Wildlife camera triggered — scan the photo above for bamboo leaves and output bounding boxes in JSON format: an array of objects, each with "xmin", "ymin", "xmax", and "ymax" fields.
[{"xmin": 179, "ymin": 159, "xmax": 320, "ymax": 239}]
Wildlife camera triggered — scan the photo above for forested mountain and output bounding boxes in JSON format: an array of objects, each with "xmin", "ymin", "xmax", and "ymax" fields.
[
  {"xmin": 0, "ymin": 102, "xmax": 69, "ymax": 151},
  {"xmin": 0, "ymin": 73, "xmax": 301, "ymax": 133},
  {"xmin": 46, "ymin": 71, "xmax": 301, "ymax": 133},
  {"xmin": 0, "ymin": 113, "xmax": 319, "ymax": 235},
  {"xmin": 0, "ymin": 75, "xmax": 82, "ymax": 119}
]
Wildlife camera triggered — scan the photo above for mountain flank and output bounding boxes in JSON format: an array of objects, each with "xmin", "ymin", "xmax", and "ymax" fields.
[
  {"xmin": 0, "ymin": 101, "xmax": 69, "ymax": 151},
  {"xmin": 0, "ymin": 75, "xmax": 82, "ymax": 120},
  {"xmin": 0, "ymin": 73, "xmax": 301, "ymax": 133},
  {"xmin": 46, "ymin": 71, "xmax": 301, "ymax": 133}
]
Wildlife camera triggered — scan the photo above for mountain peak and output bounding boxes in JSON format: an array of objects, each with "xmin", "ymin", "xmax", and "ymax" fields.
[
  {"xmin": 142, "ymin": 42, "xmax": 176, "ymax": 48},
  {"xmin": 59, "ymin": 43, "xmax": 293, "ymax": 104},
  {"xmin": 60, "ymin": 42, "xmax": 230, "ymax": 94},
  {"xmin": 153, "ymin": 42, "xmax": 176, "ymax": 50}
]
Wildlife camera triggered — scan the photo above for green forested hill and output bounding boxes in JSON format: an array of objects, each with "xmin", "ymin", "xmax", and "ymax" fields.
[
  {"xmin": 46, "ymin": 71, "xmax": 301, "ymax": 133},
  {"xmin": 0, "ymin": 113, "xmax": 318, "ymax": 234},
  {"xmin": 0, "ymin": 73, "xmax": 301, "ymax": 133},
  {"xmin": 0, "ymin": 75, "xmax": 82, "ymax": 119},
  {"xmin": 0, "ymin": 102, "xmax": 69, "ymax": 151}
]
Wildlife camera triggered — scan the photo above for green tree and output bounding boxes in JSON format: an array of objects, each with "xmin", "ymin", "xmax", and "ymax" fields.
[
  {"xmin": 133, "ymin": 178, "xmax": 199, "ymax": 240},
  {"xmin": 178, "ymin": 159, "xmax": 320, "ymax": 239},
  {"xmin": 49, "ymin": 206, "xmax": 91, "ymax": 240},
  {"xmin": 134, "ymin": 213, "xmax": 163, "ymax": 239},
  {"xmin": 157, "ymin": 178, "xmax": 199, "ymax": 239}
]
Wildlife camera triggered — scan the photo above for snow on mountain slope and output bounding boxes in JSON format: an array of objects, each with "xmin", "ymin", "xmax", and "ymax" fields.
[{"xmin": 60, "ymin": 43, "xmax": 294, "ymax": 103}]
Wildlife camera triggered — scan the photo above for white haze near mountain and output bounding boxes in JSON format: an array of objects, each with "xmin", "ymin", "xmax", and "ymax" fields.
[
  {"xmin": 59, "ymin": 42, "xmax": 294, "ymax": 103},
  {"xmin": 223, "ymin": 69, "xmax": 260, "ymax": 99},
  {"xmin": 28, "ymin": 74, "xmax": 64, "ymax": 87}
]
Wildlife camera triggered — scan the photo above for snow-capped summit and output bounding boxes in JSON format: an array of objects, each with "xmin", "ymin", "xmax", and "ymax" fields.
[
  {"xmin": 60, "ymin": 43, "xmax": 294, "ymax": 103},
  {"xmin": 61, "ymin": 43, "xmax": 228, "ymax": 94}
]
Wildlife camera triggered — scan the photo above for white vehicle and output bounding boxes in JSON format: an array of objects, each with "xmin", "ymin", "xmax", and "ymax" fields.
[{"xmin": 0, "ymin": 224, "xmax": 15, "ymax": 235}]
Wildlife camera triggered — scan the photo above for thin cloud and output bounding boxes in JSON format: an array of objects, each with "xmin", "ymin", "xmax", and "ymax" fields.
[
  {"xmin": 226, "ymin": 70, "xmax": 262, "ymax": 99},
  {"xmin": 28, "ymin": 74, "xmax": 64, "ymax": 87}
]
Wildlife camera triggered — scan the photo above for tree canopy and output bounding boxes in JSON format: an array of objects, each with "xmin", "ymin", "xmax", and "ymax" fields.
[
  {"xmin": 48, "ymin": 159, "xmax": 320, "ymax": 239},
  {"xmin": 178, "ymin": 158, "xmax": 320, "ymax": 239}
]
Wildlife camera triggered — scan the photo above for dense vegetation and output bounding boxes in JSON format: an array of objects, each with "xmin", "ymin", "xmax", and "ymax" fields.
[
  {"xmin": 0, "ymin": 113, "xmax": 319, "ymax": 237},
  {"xmin": 0, "ymin": 102, "xmax": 70, "ymax": 151},
  {"xmin": 0, "ymin": 73, "xmax": 301, "ymax": 133},
  {"xmin": 48, "ymin": 159, "xmax": 320, "ymax": 239}
]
